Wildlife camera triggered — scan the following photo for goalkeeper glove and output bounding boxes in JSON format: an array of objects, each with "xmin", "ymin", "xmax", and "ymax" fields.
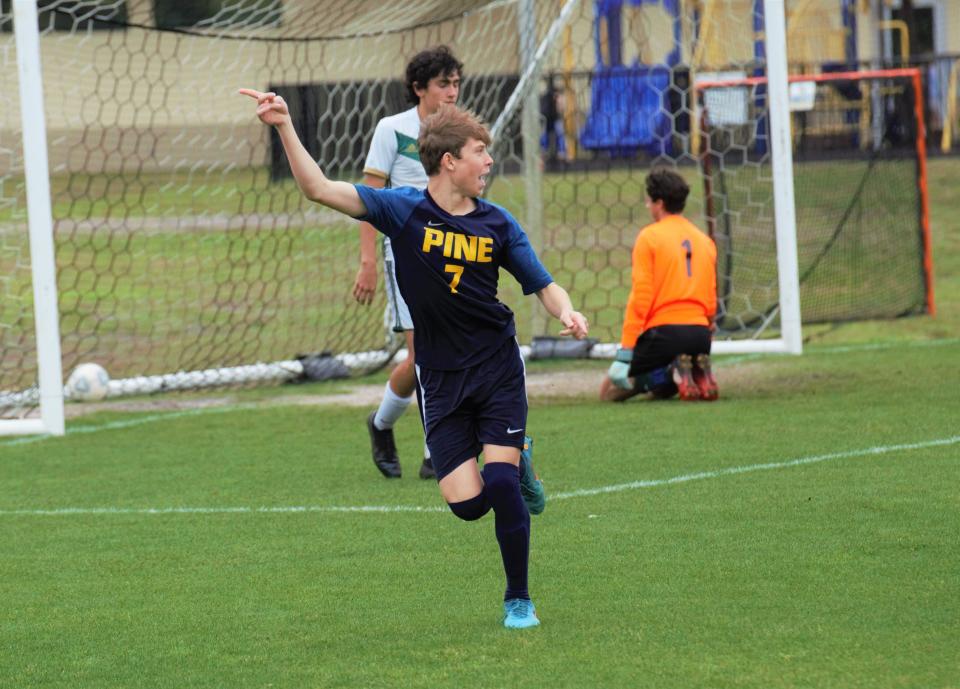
[{"xmin": 607, "ymin": 348, "xmax": 633, "ymax": 390}]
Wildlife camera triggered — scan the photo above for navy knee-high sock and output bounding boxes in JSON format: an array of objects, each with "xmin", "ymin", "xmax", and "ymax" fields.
[{"xmin": 482, "ymin": 462, "xmax": 531, "ymax": 601}]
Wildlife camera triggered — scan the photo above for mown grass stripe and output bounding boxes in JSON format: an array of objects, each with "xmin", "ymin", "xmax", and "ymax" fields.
[{"xmin": 3, "ymin": 435, "xmax": 955, "ymax": 518}]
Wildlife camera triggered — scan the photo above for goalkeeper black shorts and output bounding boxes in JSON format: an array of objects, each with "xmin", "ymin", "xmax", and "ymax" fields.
[{"xmin": 629, "ymin": 325, "xmax": 711, "ymax": 377}]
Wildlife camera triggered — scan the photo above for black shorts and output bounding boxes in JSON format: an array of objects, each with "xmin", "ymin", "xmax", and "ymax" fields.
[
  {"xmin": 629, "ymin": 325, "xmax": 711, "ymax": 377},
  {"xmin": 414, "ymin": 338, "xmax": 528, "ymax": 481}
]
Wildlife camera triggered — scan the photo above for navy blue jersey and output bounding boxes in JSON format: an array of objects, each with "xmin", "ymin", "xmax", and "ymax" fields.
[{"xmin": 355, "ymin": 185, "xmax": 553, "ymax": 371}]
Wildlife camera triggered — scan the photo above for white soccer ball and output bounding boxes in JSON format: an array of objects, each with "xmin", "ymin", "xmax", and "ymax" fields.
[{"xmin": 66, "ymin": 362, "xmax": 110, "ymax": 402}]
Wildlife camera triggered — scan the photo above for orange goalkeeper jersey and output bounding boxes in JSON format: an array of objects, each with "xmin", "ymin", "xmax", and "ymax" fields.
[{"xmin": 619, "ymin": 213, "xmax": 718, "ymax": 349}]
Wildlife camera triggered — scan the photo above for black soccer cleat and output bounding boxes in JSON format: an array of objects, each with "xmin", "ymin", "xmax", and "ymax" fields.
[
  {"xmin": 418, "ymin": 456, "xmax": 436, "ymax": 480},
  {"xmin": 367, "ymin": 411, "xmax": 401, "ymax": 478}
]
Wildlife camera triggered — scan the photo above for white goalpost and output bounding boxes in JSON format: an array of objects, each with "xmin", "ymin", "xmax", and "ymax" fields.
[
  {"xmin": 757, "ymin": 0, "xmax": 802, "ymax": 356},
  {"xmin": 3, "ymin": 0, "xmax": 807, "ymax": 433},
  {"xmin": 6, "ymin": 0, "xmax": 63, "ymax": 436},
  {"xmin": 679, "ymin": 0, "xmax": 802, "ymax": 357},
  {"xmin": 498, "ymin": 0, "xmax": 802, "ymax": 358}
]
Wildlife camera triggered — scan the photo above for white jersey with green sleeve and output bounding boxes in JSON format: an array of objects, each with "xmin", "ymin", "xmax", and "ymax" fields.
[
  {"xmin": 363, "ymin": 106, "xmax": 428, "ymax": 189},
  {"xmin": 363, "ymin": 106, "xmax": 426, "ymax": 332}
]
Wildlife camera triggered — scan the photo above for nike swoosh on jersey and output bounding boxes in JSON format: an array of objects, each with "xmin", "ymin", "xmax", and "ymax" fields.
[
  {"xmin": 427, "ymin": 220, "xmax": 444, "ymax": 226},
  {"xmin": 506, "ymin": 427, "xmax": 524, "ymax": 434}
]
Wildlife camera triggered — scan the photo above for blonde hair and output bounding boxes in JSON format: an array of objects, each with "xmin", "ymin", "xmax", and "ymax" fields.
[{"xmin": 419, "ymin": 105, "xmax": 491, "ymax": 176}]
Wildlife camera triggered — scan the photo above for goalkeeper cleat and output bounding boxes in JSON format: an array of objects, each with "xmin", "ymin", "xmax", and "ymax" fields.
[
  {"xmin": 418, "ymin": 456, "xmax": 436, "ymax": 480},
  {"xmin": 519, "ymin": 436, "xmax": 546, "ymax": 515},
  {"xmin": 503, "ymin": 598, "xmax": 540, "ymax": 629},
  {"xmin": 693, "ymin": 353, "xmax": 719, "ymax": 401},
  {"xmin": 367, "ymin": 411, "xmax": 401, "ymax": 478},
  {"xmin": 671, "ymin": 354, "xmax": 700, "ymax": 401}
]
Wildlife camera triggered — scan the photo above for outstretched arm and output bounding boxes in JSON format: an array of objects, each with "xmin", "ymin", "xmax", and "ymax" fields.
[
  {"xmin": 353, "ymin": 174, "xmax": 386, "ymax": 304},
  {"xmin": 239, "ymin": 88, "xmax": 366, "ymax": 218},
  {"xmin": 536, "ymin": 282, "xmax": 589, "ymax": 339}
]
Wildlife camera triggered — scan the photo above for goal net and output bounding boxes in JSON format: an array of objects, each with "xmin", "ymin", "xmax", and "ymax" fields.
[
  {"xmin": 1, "ymin": 0, "xmax": 574, "ymax": 425},
  {"xmin": 697, "ymin": 68, "xmax": 934, "ymax": 335},
  {"xmin": 5, "ymin": 0, "xmax": 935, "ymax": 428}
]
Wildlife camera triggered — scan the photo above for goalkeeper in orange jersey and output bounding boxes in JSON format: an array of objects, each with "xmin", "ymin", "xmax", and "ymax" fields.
[{"xmin": 599, "ymin": 167, "xmax": 719, "ymax": 402}]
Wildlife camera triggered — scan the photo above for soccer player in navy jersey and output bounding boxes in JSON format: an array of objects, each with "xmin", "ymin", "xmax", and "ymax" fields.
[
  {"xmin": 354, "ymin": 46, "xmax": 463, "ymax": 481},
  {"xmin": 240, "ymin": 88, "xmax": 588, "ymax": 629}
]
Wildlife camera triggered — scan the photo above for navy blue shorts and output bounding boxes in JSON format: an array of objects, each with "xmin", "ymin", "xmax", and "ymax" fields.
[{"xmin": 414, "ymin": 338, "xmax": 528, "ymax": 481}]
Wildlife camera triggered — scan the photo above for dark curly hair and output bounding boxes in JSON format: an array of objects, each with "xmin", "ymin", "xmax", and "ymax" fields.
[
  {"xmin": 645, "ymin": 167, "xmax": 690, "ymax": 214},
  {"xmin": 405, "ymin": 45, "xmax": 463, "ymax": 105}
]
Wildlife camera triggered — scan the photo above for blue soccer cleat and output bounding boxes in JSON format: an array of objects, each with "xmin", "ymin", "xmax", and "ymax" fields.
[
  {"xmin": 519, "ymin": 435, "xmax": 546, "ymax": 515},
  {"xmin": 503, "ymin": 598, "xmax": 540, "ymax": 629}
]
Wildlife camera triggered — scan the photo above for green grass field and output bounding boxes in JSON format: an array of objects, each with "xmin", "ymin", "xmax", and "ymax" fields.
[
  {"xmin": 1, "ymin": 338, "xmax": 958, "ymax": 688},
  {"xmin": 1, "ymin": 156, "xmax": 958, "ymax": 688}
]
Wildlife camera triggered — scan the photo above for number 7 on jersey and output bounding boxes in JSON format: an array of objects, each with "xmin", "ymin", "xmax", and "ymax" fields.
[{"xmin": 444, "ymin": 264, "xmax": 464, "ymax": 293}]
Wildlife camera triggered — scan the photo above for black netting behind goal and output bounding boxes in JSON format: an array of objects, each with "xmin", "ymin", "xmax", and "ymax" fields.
[{"xmin": 699, "ymin": 70, "xmax": 932, "ymax": 335}]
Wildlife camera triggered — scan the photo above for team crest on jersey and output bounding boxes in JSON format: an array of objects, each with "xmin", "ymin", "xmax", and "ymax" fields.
[{"xmin": 395, "ymin": 132, "xmax": 420, "ymax": 161}]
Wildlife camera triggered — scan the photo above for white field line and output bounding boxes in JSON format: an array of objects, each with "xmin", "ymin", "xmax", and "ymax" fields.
[
  {"xmin": 723, "ymin": 337, "xmax": 959, "ymax": 366},
  {"xmin": 0, "ymin": 404, "xmax": 262, "ymax": 448},
  {"xmin": 550, "ymin": 435, "xmax": 960, "ymax": 500},
  {"xmin": 0, "ymin": 505, "xmax": 447, "ymax": 517},
  {"xmin": 1, "ymin": 435, "xmax": 956, "ymax": 518}
]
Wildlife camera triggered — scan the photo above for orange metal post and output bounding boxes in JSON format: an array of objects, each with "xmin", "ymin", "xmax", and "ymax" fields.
[{"xmin": 912, "ymin": 70, "xmax": 936, "ymax": 316}]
